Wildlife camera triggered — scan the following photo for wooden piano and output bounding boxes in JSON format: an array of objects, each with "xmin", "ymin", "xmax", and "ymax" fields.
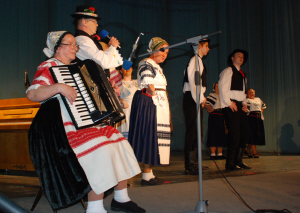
[{"xmin": 0, "ymin": 98, "xmax": 40, "ymax": 171}]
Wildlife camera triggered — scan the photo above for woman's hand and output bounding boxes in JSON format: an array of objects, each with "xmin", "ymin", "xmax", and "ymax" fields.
[
  {"xmin": 111, "ymin": 81, "xmax": 121, "ymax": 97},
  {"xmin": 119, "ymin": 99, "xmax": 129, "ymax": 109},
  {"xmin": 146, "ymin": 84, "xmax": 156, "ymax": 96},
  {"xmin": 59, "ymin": 84, "xmax": 77, "ymax": 105}
]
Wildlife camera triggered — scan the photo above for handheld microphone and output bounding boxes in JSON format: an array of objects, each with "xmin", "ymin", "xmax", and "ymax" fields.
[
  {"xmin": 123, "ymin": 32, "xmax": 144, "ymax": 70},
  {"xmin": 100, "ymin": 29, "xmax": 121, "ymax": 48}
]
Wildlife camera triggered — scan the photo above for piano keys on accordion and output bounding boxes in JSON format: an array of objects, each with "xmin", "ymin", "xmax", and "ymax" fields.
[{"xmin": 49, "ymin": 59, "xmax": 125, "ymax": 129}]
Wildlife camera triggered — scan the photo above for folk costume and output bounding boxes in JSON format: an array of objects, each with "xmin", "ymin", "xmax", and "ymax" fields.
[
  {"xmin": 205, "ymin": 92, "xmax": 228, "ymax": 148},
  {"xmin": 183, "ymin": 51, "xmax": 207, "ymax": 174},
  {"xmin": 129, "ymin": 58, "xmax": 171, "ymax": 166},
  {"xmin": 117, "ymin": 79, "xmax": 138, "ymax": 139},
  {"xmin": 247, "ymin": 97, "xmax": 266, "ymax": 146},
  {"xmin": 27, "ymin": 31, "xmax": 141, "ymax": 210},
  {"xmin": 218, "ymin": 49, "xmax": 251, "ymax": 170},
  {"xmin": 129, "ymin": 38, "xmax": 171, "ymax": 166}
]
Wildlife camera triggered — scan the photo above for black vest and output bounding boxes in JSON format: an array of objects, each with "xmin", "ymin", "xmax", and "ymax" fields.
[
  {"xmin": 74, "ymin": 30, "xmax": 110, "ymax": 78},
  {"xmin": 183, "ymin": 55, "xmax": 207, "ymax": 87},
  {"xmin": 230, "ymin": 65, "xmax": 246, "ymax": 93}
]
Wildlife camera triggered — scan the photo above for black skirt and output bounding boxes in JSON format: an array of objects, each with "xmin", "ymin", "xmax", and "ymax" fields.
[
  {"xmin": 28, "ymin": 98, "xmax": 91, "ymax": 210},
  {"xmin": 128, "ymin": 89, "xmax": 161, "ymax": 166},
  {"xmin": 206, "ymin": 109, "xmax": 228, "ymax": 147},
  {"xmin": 248, "ymin": 111, "xmax": 266, "ymax": 145}
]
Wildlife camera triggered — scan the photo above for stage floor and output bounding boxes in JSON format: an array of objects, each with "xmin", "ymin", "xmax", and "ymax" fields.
[{"xmin": 1, "ymin": 151, "xmax": 300, "ymax": 199}]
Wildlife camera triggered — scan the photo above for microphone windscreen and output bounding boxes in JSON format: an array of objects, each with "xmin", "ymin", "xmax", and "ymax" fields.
[
  {"xmin": 123, "ymin": 60, "xmax": 133, "ymax": 70},
  {"xmin": 100, "ymin": 29, "xmax": 109, "ymax": 38}
]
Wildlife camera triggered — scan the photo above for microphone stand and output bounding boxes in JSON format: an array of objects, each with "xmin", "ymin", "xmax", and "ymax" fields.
[{"xmin": 138, "ymin": 31, "xmax": 221, "ymax": 213}]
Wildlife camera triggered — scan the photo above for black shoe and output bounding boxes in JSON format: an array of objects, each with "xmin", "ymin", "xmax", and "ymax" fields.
[
  {"xmin": 111, "ymin": 198, "xmax": 146, "ymax": 213},
  {"xmin": 141, "ymin": 177, "xmax": 163, "ymax": 186},
  {"xmin": 245, "ymin": 150, "xmax": 253, "ymax": 158},
  {"xmin": 185, "ymin": 166, "xmax": 199, "ymax": 175},
  {"xmin": 238, "ymin": 163, "xmax": 251, "ymax": 169},
  {"xmin": 225, "ymin": 164, "xmax": 242, "ymax": 170},
  {"xmin": 210, "ymin": 156, "xmax": 217, "ymax": 160}
]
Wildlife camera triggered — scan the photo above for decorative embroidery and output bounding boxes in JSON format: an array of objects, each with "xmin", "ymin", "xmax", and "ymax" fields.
[
  {"xmin": 158, "ymin": 143, "xmax": 171, "ymax": 147},
  {"xmin": 138, "ymin": 62, "xmax": 157, "ymax": 77},
  {"xmin": 157, "ymin": 131, "xmax": 171, "ymax": 140},
  {"xmin": 141, "ymin": 74, "xmax": 156, "ymax": 81}
]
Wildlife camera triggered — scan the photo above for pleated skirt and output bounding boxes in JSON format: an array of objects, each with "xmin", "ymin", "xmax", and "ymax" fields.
[
  {"xmin": 128, "ymin": 90, "xmax": 161, "ymax": 166},
  {"xmin": 248, "ymin": 112, "xmax": 266, "ymax": 145},
  {"xmin": 28, "ymin": 98, "xmax": 91, "ymax": 210},
  {"xmin": 206, "ymin": 110, "xmax": 228, "ymax": 147}
]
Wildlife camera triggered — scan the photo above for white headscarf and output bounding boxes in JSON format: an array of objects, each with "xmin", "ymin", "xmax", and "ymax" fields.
[{"xmin": 43, "ymin": 31, "xmax": 68, "ymax": 58}]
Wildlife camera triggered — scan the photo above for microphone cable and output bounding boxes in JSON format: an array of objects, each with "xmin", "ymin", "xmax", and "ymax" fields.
[{"xmin": 200, "ymin": 116, "xmax": 292, "ymax": 213}]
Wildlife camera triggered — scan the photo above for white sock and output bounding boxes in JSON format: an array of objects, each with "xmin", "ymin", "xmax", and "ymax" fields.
[
  {"xmin": 149, "ymin": 169, "xmax": 155, "ymax": 178},
  {"xmin": 211, "ymin": 153, "xmax": 216, "ymax": 156},
  {"xmin": 114, "ymin": 188, "xmax": 131, "ymax": 203},
  {"xmin": 86, "ymin": 200, "xmax": 107, "ymax": 213},
  {"xmin": 217, "ymin": 153, "xmax": 223, "ymax": 156},
  {"xmin": 142, "ymin": 172, "xmax": 153, "ymax": 181}
]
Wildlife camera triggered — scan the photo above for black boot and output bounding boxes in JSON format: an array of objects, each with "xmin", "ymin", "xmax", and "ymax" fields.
[
  {"xmin": 225, "ymin": 147, "xmax": 242, "ymax": 170},
  {"xmin": 236, "ymin": 148, "xmax": 251, "ymax": 169},
  {"xmin": 185, "ymin": 151, "xmax": 199, "ymax": 175}
]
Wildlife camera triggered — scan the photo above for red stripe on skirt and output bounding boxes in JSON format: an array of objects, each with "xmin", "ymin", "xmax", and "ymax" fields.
[
  {"xmin": 67, "ymin": 126, "xmax": 120, "ymax": 149},
  {"xmin": 76, "ymin": 136, "xmax": 126, "ymax": 158}
]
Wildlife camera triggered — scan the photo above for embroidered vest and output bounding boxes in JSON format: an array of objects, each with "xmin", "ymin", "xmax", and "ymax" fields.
[{"xmin": 230, "ymin": 66, "xmax": 246, "ymax": 93}]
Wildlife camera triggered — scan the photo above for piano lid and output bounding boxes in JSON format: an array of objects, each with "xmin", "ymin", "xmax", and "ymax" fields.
[
  {"xmin": 0, "ymin": 97, "xmax": 40, "ymax": 110},
  {"xmin": 0, "ymin": 98, "xmax": 40, "ymax": 130}
]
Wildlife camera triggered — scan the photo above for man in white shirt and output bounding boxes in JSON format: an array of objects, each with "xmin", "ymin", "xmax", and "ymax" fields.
[
  {"xmin": 218, "ymin": 49, "xmax": 251, "ymax": 170},
  {"xmin": 182, "ymin": 39, "xmax": 210, "ymax": 175},
  {"xmin": 71, "ymin": 5, "xmax": 123, "ymax": 73}
]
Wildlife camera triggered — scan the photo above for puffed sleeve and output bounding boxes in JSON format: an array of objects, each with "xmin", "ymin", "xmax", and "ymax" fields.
[{"xmin": 76, "ymin": 36, "xmax": 123, "ymax": 69}]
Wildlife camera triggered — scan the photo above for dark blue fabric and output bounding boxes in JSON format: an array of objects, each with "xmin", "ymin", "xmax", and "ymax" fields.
[
  {"xmin": 128, "ymin": 90, "xmax": 161, "ymax": 166},
  {"xmin": 206, "ymin": 111, "xmax": 228, "ymax": 147},
  {"xmin": 248, "ymin": 112, "xmax": 266, "ymax": 145}
]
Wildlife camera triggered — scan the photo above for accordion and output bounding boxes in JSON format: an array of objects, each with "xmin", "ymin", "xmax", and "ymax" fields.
[{"xmin": 49, "ymin": 59, "xmax": 125, "ymax": 129}]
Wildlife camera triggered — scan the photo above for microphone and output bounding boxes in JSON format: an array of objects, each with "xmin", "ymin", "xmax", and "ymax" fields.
[
  {"xmin": 123, "ymin": 32, "xmax": 144, "ymax": 70},
  {"xmin": 100, "ymin": 29, "xmax": 121, "ymax": 48}
]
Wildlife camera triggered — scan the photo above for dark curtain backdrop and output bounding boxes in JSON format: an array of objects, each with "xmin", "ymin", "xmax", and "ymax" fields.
[{"xmin": 1, "ymin": 0, "xmax": 299, "ymax": 153}]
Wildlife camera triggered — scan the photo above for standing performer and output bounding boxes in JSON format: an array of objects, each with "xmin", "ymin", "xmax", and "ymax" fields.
[
  {"xmin": 129, "ymin": 37, "xmax": 171, "ymax": 185},
  {"xmin": 117, "ymin": 66, "xmax": 139, "ymax": 139},
  {"xmin": 71, "ymin": 5, "xmax": 123, "ymax": 72},
  {"xmin": 218, "ymin": 49, "xmax": 251, "ymax": 170},
  {"xmin": 204, "ymin": 82, "xmax": 228, "ymax": 160},
  {"xmin": 183, "ymin": 38, "xmax": 210, "ymax": 175},
  {"xmin": 245, "ymin": 89, "xmax": 267, "ymax": 158},
  {"xmin": 27, "ymin": 31, "xmax": 145, "ymax": 213}
]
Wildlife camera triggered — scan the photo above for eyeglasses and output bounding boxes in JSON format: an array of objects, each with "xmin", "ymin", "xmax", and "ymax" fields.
[
  {"xmin": 88, "ymin": 19, "xmax": 98, "ymax": 24},
  {"xmin": 61, "ymin": 43, "xmax": 80, "ymax": 51}
]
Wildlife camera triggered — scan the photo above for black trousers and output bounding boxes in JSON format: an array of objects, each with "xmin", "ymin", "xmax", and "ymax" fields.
[
  {"xmin": 222, "ymin": 101, "xmax": 250, "ymax": 165},
  {"xmin": 183, "ymin": 92, "xmax": 203, "ymax": 153}
]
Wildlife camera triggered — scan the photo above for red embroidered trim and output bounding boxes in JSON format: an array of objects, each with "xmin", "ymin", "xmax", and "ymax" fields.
[
  {"xmin": 77, "ymin": 136, "xmax": 126, "ymax": 158},
  {"xmin": 67, "ymin": 126, "xmax": 120, "ymax": 149}
]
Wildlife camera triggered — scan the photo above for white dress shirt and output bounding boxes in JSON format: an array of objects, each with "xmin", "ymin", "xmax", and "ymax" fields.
[
  {"xmin": 218, "ymin": 66, "xmax": 247, "ymax": 108},
  {"xmin": 183, "ymin": 55, "xmax": 206, "ymax": 103},
  {"xmin": 76, "ymin": 35, "xmax": 123, "ymax": 69}
]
